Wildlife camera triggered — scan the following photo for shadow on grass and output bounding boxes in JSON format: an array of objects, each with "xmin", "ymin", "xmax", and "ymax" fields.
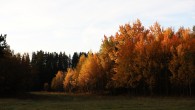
[
  {"xmin": 1, "ymin": 92, "xmax": 66, "ymax": 101},
  {"xmin": 1, "ymin": 91, "xmax": 195, "ymax": 102},
  {"xmin": 0, "ymin": 92, "xmax": 98, "ymax": 102}
]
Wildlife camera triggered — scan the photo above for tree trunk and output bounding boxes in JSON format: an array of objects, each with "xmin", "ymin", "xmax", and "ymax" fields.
[
  {"xmin": 149, "ymin": 86, "xmax": 154, "ymax": 96},
  {"xmin": 189, "ymin": 82, "xmax": 192, "ymax": 96}
]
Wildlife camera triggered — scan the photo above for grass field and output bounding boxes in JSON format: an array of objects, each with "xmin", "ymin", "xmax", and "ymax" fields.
[{"xmin": 0, "ymin": 92, "xmax": 195, "ymax": 110}]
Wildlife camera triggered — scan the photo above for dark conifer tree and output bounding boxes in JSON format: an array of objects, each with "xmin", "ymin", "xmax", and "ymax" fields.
[
  {"xmin": 72, "ymin": 52, "xmax": 79, "ymax": 68},
  {"xmin": 0, "ymin": 34, "xmax": 7, "ymax": 58}
]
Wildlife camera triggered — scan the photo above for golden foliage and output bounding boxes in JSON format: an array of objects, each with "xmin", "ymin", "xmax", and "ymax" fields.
[
  {"xmin": 51, "ymin": 71, "xmax": 65, "ymax": 91},
  {"xmin": 63, "ymin": 68, "xmax": 75, "ymax": 92}
]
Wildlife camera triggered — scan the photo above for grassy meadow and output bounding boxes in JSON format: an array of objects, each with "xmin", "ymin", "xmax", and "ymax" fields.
[{"xmin": 0, "ymin": 92, "xmax": 195, "ymax": 110}]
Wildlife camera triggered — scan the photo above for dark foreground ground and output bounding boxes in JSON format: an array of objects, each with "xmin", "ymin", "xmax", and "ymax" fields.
[{"xmin": 0, "ymin": 92, "xmax": 195, "ymax": 110}]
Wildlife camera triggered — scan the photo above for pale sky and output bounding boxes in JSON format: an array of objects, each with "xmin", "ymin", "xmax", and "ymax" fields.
[{"xmin": 0, "ymin": 0, "xmax": 194, "ymax": 55}]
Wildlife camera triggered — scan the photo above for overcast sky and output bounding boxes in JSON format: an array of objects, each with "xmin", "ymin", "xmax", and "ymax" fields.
[{"xmin": 0, "ymin": 0, "xmax": 194, "ymax": 55}]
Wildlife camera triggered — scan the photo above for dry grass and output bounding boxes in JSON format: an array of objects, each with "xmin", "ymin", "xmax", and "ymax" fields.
[{"xmin": 0, "ymin": 92, "xmax": 195, "ymax": 110}]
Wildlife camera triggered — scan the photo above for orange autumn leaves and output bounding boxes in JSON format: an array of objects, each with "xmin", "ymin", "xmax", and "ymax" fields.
[{"xmin": 52, "ymin": 20, "xmax": 194, "ymax": 95}]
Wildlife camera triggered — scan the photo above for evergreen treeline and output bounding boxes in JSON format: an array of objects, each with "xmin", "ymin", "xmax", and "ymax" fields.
[
  {"xmin": 0, "ymin": 34, "xmax": 88, "ymax": 94},
  {"xmin": 30, "ymin": 51, "xmax": 69, "ymax": 90},
  {"xmin": 0, "ymin": 20, "xmax": 195, "ymax": 96},
  {"xmin": 31, "ymin": 51, "xmax": 87, "ymax": 91},
  {"xmin": 0, "ymin": 34, "xmax": 32, "ymax": 94}
]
